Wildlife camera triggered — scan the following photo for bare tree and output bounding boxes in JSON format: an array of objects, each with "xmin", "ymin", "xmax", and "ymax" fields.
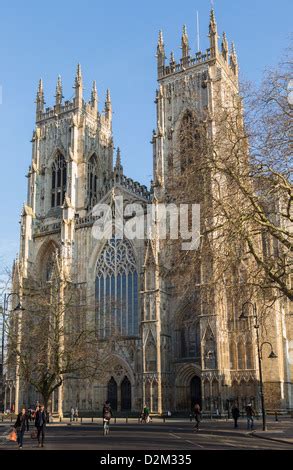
[
  {"xmin": 6, "ymin": 252, "xmax": 100, "ymax": 411},
  {"xmin": 163, "ymin": 48, "xmax": 292, "ymax": 306}
]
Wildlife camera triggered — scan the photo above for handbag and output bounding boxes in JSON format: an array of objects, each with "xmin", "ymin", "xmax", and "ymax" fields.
[{"xmin": 7, "ymin": 429, "xmax": 17, "ymax": 442}]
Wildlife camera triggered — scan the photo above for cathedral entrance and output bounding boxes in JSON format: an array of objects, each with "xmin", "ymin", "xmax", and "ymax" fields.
[
  {"xmin": 190, "ymin": 376, "xmax": 201, "ymax": 409},
  {"xmin": 107, "ymin": 377, "xmax": 117, "ymax": 410},
  {"xmin": 121, "ymin": 376, "xmax": 131, "ymax": 411}
]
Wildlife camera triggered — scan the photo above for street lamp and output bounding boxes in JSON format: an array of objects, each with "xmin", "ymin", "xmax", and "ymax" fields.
[
  {"xmin": 1, "ymin": 293, "xmax": 25, "ymax": 412},
  {"xmin": 240, "ymin": 301, "xmax": 277, "ymax": 431}
]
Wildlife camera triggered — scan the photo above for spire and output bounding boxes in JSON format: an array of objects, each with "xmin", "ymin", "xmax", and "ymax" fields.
[
  {"xmin": 55, "ymin": 75, "xmax": 63, "ymax": 106},
  {"xmin": 74, "ymin": 63, "xmax": 83, "ymax": 107},
  {"xmin": 181, "ymin": 25, "xmax": 190, "ymax": 61},
  {"xmin": 105, "ymin": 88, "xmax": 112, "ymax": 121},
  {"xmin": 156, "ymin": 30, "xmax": 166, "ymax": 77},
  {"xmin": 230, "ymin": 42, "xmax": 238, "ymax": 76},
  {"xmin": 75, "ymin": 63, "xmax": 82, "ymax": 87},
  {"xmin": 116, "ymin": 147, "xmax": 121, "ymax": 167},
  {"xmin": 36, "ymin": 78, "xmax": 45, "ymax": 118},
  {"xmin": 91, "ymin": 80, "xmax": 98, "ymax": 110},
  {"xmin": 221, "ymin": 32, "xmax": 228, "ymax": 62},
  {"xmin": 208, "ymin": 8, "xmax": 218, "ymax": 56},
  {"xmin": 114, "ymin": 147, "xmax": 123, "ymax": 179}
]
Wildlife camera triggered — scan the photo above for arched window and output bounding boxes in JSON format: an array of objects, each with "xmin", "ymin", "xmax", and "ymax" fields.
[
  {"xmin": 107, "ymin": 377, "xmax": 117, "ymax": 411},
  {"xmin": 237, "ymin": 342, "xmax": 245, "ymax": 369},
  {"xmin": 87, "ymin": 155, "xmax": 98, "ymax": 209},
  {"xmin": 95, "ymin": 238, "xmax": 139, "ymax": 338},
  {"xmin": 179, "ymin": 111, "xmax": 201, "ymax": 172},
  {"xmin": 51, "ymin": 153, "xmax": 67, "ymax": 207}
]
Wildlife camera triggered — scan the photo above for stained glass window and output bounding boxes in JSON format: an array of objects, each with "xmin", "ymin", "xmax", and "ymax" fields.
[{"xmin": 95, "ymin": 239, "xmax": 139, "ymax": 338}]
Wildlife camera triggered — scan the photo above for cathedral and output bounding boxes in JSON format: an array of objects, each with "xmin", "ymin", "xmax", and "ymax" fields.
[{"xmin": 7, "ymin": 10, "xmax": 292, "ymax": 416}]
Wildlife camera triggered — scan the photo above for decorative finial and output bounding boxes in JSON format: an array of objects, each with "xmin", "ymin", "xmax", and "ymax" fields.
[
  {"xmin": 91, "ymin": 80, "xmax": 98, "ymax": 107},
  {"xmin": 106, "ymin": 88, "xmax": 111, "ymax": 103},
  {"xmin": 38, "ymin": 78, "xmax": 43, "ymax": 94},
  {"xmin": 181, "ymin": 24, "xmax": 190, "ymax": 59},
  {"xmin": 170, "ymin": 51, "xmax": 175, "ymax": 63},
  {"xmin": 55, "ymin": 75, "xmax": 63, "ymax": 106},
  {"xmin": 158, "ymin": 30, "xmax": 164, "ymax": 47},
  {"xmin": 36, "ymin": 78, "xmax": 45, "ymax": 116},
  {"xmin": 75, "ymin": 63, "xmax": 82, "ymax": 87},
  {"xmin": 221, "ymin": 32, "xmax": 228, "ymax": 61},
  {"xmin": 116, "ymin": 147, "xmax": 121, "ymax": 167}
]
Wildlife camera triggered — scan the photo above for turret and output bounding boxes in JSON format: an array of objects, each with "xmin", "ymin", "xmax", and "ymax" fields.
[
  {"xmin": 74, "ymin": 63, "xmax": 83, "ymax": 107},
  {"xmin": 36, "ymin": 79, "xmax": 45, "ymax": 119},
  {"xmin": 156, "ymin": 31, "xmax": 165, "ymax": 77},
  {"xmin": 208, "ymin": 8, "xmax": 218, "ymax": 57}
]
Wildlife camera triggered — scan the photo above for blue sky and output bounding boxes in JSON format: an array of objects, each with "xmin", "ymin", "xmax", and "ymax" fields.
[{"xmin": 0, "ymin": 0, "xmax": 292, "ymax": 268}]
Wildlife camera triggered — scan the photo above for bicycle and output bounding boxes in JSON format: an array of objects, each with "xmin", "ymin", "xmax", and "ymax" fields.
[{"xmin": 103, "ymin": 419, "xmax": 110, "ymax": 435}]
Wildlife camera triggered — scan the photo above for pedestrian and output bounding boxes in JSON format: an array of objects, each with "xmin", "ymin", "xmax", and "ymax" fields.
[
  {"xmin": 102, "ymin": 400, "xmax": 113, "ymax": 435},
  {"xmin": 246, "ymin": 403, "xmax": 255, "ymax": 430},
  {"xmin": 143, "ymin": 404, "xmax": 150, "ymax": 423},
  {"xmin": 231, "ymin": 403, "xmax": 240, "ymax": 428},
  {"xmin": 70, "ymin": 406, "xmax": 75, "ymax": 422},
  {"xmin": 74, "ymin": 406, "xmax": 79, "ymax": 422},
  {"xmin": 35, "ymin": 404, "xmax": 47, "ymax": 448},
  {"xmin": 14, "ymin": 407, "xmax": 29, "ymax": 449},
  {"xmin": 193, "ymin": 403, "xmax": 201, "ymax": 432}
]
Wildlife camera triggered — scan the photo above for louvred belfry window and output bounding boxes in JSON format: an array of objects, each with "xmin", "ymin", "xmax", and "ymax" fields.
[{"xmin": 51, "ymin": 153, "xmax": 67, "ymax": 207}]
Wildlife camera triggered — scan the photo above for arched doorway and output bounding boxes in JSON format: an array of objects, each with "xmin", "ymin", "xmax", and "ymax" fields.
[
  {"xmin": 121, "ymin": 376, "xmax": 131, "ymax": 411},
  {"xmin": 107, "ymin": 377, "xmax": 117, "ymax": 411},
  {"xmin": 190, "ymin": 376, "xmax": 201, "ymax": 409}
]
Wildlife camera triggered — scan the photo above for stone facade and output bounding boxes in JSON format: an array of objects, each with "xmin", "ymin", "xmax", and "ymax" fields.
[{"xmin": 7, "ymin": 10, "xmax": 292, "ymax": 416}]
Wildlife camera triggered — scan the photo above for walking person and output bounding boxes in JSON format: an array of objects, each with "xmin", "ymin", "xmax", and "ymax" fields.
[
  {"xmin": 74, "ymin": 406, "xmax": 79, "ymax": 422},
  {"xmin": 102, "ymin": 400, "xmax": 113, "ymax": 435},
  {"xmin": 70, "ymin": 406, "xmax": 75, "ymax": 422},
  {"xmin": 231, "ymin": 403, "xmax": 240, "ymax": 428},
  {"xmin": 143, "ymin": 404, "xmax": 150, "ymax": 423},
  {"xmin": 35, "ymin": 405, "xmax": 47, "ymax": 448},
  {"xmin": 14, "ymin": 408, "xmax": 29, "ymax": 449},
  {"xmin": 246, "ymin": 403, "xmax": 255, "ymax": 430},
  {"xmin": 193, "ymin": 403, "xmax": 201, "ymax": 432}
]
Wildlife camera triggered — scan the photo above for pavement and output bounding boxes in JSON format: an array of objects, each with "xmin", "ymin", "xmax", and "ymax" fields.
[{"xmin": 0, "ymin": 417, "xmax": 292, "ymax": 450}]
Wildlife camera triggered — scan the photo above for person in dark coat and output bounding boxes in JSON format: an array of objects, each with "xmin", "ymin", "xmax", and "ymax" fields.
[
  {"xmin": 231, "ymin": 403, "xmax": 240, "ymax": 428},
  {"xmin": 14, "ymin": 408, "xmax": 29, "ymax": 449},
  {"xmin": 35, "ymin": 405, "xmax": 47, "ymax": 447},
  {"xmin": 193, "ymin": 403, "xmax": 201, "ymax": 432}
]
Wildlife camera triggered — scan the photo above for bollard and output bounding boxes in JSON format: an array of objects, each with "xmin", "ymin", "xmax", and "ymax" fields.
[
  {"xmin": 275, "ymin": 412, "xmax": 278, "ymax": 422},
  {"xmin": 59, "ymin": 416, "xmax": 62, "ymax": 422},
  {"xmin": 92, "ymin": 417, "xmax": 93, "ymax": 423},
  {"xmin": 163, "ymin": 416, "xmax": 166, "ymax": 424},
  {"xmin": 80, "ymin": 417, "xmax": 82, "ymax": 423},
  {"xmin": 126, "ymin": 417, "xmax": 128, "ymax": 424},
  {"xmin": 114, "ymin": 417, "xmax": 117, "ymax": 424}
]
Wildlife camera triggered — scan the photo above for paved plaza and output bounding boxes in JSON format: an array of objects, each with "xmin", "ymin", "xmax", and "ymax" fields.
[{"xmin": 0, "ymin": 417, "xmax": 292, "ymax": 451}]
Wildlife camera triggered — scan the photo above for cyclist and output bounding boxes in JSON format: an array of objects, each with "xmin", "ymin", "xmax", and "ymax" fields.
[{"xmin": 102, "ymin": 400, "xmax": 113, "ymax": 435}]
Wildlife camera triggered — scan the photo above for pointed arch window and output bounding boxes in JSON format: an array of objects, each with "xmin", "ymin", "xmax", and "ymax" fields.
[
  {"xmin": 51, "ymin": 153, "xmax": 67, "ymax": 207},
  {"xmin": 87, "ymin": 154, "xmax": 98, "ymax": 209},
  {"xmin": 179, "ymin": 111, "xmax": 202, "ymax": 173},
  {"xmin": 95, "ymin": 239, "xmax": 139, "ymax": 338}
]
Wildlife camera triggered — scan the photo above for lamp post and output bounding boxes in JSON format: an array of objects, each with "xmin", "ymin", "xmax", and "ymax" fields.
[
  {"xmin": 240, "ymin": 301, "xmax": 277, "ymax": 431},
  {"xmin": 0, "ymin": 293, "xmax": 25, "ymax": 412}
]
